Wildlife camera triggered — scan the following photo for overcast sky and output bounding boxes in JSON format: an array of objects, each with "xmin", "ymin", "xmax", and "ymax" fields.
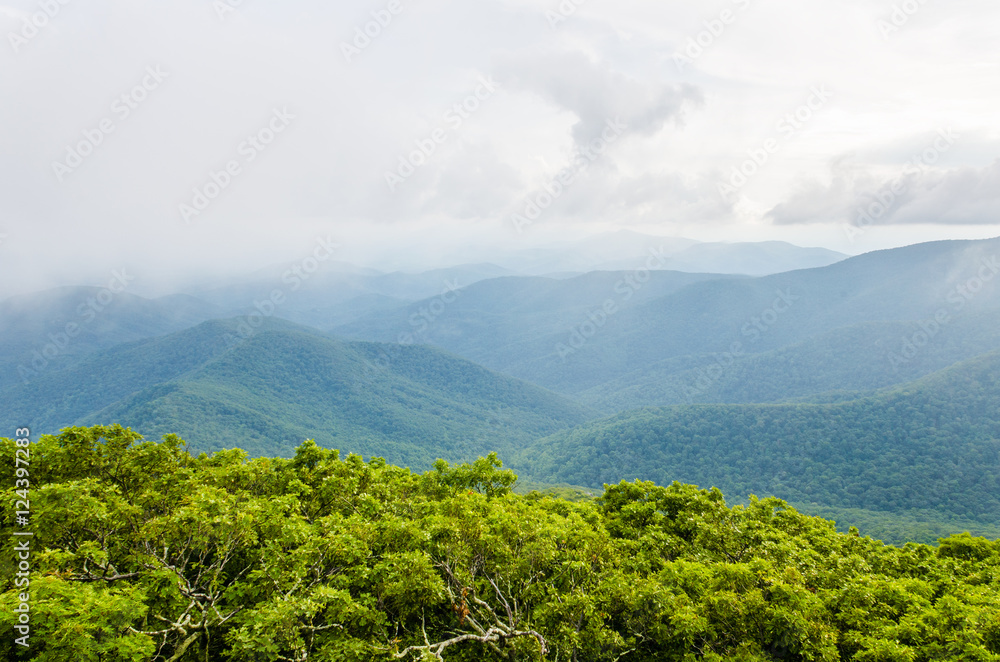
[{"xmin": 1, "ymin": 0, "xmax": 998, "ymax": 297}]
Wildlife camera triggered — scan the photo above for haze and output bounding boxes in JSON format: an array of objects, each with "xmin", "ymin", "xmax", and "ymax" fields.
[{"xmin": 1, "ymin": 0, "xmax": 999, "ymax": 298}]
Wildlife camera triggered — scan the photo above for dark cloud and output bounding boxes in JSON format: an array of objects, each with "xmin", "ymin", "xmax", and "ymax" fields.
[
  {"xmin": 500, "ymin": 50, "xmax": 702, "ymax": 151},
  {"xmin": 768, "ymin": 159, "xmax": 1000, "ymax": 226}
]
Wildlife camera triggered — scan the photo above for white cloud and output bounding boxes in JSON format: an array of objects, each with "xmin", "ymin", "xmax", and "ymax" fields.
[
  {"xmin": 768, "ymin": 156, "xmax": 1000, "ymax": 227},
  {"xmin": 1, "ymin": 0, "xmax": 999, "ymax": 297}
]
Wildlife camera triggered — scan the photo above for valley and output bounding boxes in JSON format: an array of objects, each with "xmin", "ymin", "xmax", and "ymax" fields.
[{"xmin": 4, "ymin": 236, "xmax": 999, "ymax": 544}]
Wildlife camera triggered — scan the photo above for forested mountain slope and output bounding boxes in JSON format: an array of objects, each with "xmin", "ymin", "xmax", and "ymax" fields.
[
  {"xmin": 335, "ymin": 269, "xmax": 741, "ymax": 374},
  {"xmin": 336, "ymin": 238, "xmax": 1000, "ymax": 402},
  {"xmin": 515, "ymin": 350, "xmax": 1000, "ymax": 523},
  {"xmin": 1, "ymin": 318, "xmax": 593, "ymax": 466},
  {"xmin": 579, "ymin": 307, "xmax": 1000, "ymax": 410},
  {"xmin": 0, "ymin": 287, "xmax": 223, "ymax": 389}
]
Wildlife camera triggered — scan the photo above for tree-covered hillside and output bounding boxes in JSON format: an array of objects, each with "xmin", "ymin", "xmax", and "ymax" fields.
[
  {"xmin": 0, "ymin": 287, "xmax": 224, "ymax": 390},
  {"xmin": 336, "ymin": 238, "xmax": 1000, "ymax": 402},
  {"xmin": 0, "ymin": 319, "xmax": 594, "ymax": 467},
  {"xmin": 579, "ymin": 308, "xmax": 1000, "ymax": 411},
  {"xmin": 334, "ymin": 270, "xmax": 741, "ymax": 378},
  {"xmin": 515, "ymin": 351, "xmax": 1000, "ymax": 523},
  {"xmin": 3, "ymin": 427, "xmax": 999, "ymax": 661}
]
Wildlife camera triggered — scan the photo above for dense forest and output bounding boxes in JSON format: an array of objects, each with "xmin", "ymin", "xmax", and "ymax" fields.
[
  {"xmin": 337, "ymin": 239, "xmax": 1000, "ymax": 401},
  {"xmin": 577, "ymin": 309, "xmax": 1000, "ymax": 410},
  {"xmin": 3, "ymin": 426, "xmax": 1000, "ymax": 661},
  {"xmin": 0, "ymin": 320, "xmax": 592, "ymax": 464},
  {"xmin": 515, "ymin": 351, "xmax": 1000, "ymax": 526}
]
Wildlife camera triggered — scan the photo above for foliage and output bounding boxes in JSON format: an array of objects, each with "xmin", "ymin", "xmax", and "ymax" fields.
[
  {"xmin": 578, "ymin": 311, "xmax": 1000, "ymax": 411},
  {"xmin": 3, "ymin": 426, "xmax": 1000, "ymax": 661},
  {"xmin": 515, "ymin": 351, "xmax": 1000, "ymax": 526},
  {"xmin": 338, "ymin": 237, "xmax": 1000, "ymax": 402},
  {"xmin": 0, "ymin": 321, "xmax": 594, "ymax": 466},
  {"xmin": 789, "ymin": 504, "xmax": 1000, "ymax": 547}
]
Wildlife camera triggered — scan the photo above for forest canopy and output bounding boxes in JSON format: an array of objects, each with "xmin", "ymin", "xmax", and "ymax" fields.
[{"xmin": 2, "ymin": 426, "xmax": 1000, "ymax": 661}]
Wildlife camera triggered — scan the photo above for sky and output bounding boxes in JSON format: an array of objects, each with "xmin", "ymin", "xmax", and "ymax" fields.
[{"xmin": 1, "ymin": 0, "xmax": 999, "ymax": 297}]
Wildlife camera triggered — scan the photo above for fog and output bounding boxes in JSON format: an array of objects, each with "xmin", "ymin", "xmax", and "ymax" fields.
[{"xmin": 1, "ymin": 0, "xmax": 999, "ymax": 299}]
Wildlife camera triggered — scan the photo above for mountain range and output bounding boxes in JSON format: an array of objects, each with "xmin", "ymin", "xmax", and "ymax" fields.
[
  {"xmin": 513, "ymin": 350, "xmax": 1000, "ymax": 522},
  {"xmin": 0, "ymin": 318, "xmax": 590, "ymax": 466},
  {"xmin": 336, "ymin": 238, "xmax": 1000, "ymax": 405},
  {"xmin": 3, "ymin": 235, "xmax": 999, "ymax": 541}
]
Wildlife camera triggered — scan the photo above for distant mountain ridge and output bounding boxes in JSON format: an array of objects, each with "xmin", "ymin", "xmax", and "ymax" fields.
[
  {"xmin": 464, "ymin": 231, "xmax": 846, "ymax": 276},
  {"xmin": 6, "ymin": 237, "xmax": 997, "ymax": 412},
  {"xmin": 0, "ymin": 286, "xmax": 225, "ymax": 390},
  {"xmin": 0, "ymin": 318, "xmax": 594, "ymax": 467},
  {"xmin": 578, "ymin": 308, "xmax": 1000, "ymax": 410},
  {"xmin": 656, "ymin": 240, "xmax": 848, "ymax": 276},
  {"xmin": 333, "ymin": 269, "xmax": 744, "ymax": 380},
  {"xmin": 336, "ymin": 237, "xmax": 1000, "ymax": 407},
  {"xmin": 4, "ymin": 236, "xmax": 1000, "ymax": 541},
  {"xmin": 513, "ymin": 350, "xmax": 1000, "ymax": 524}
]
